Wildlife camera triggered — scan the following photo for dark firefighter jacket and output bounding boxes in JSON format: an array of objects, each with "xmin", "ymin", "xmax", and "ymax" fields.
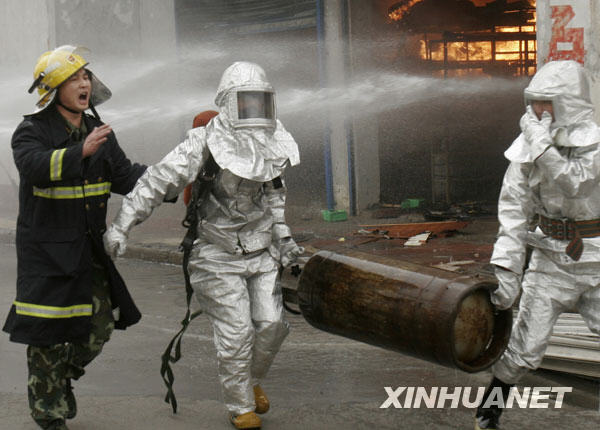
[{"xmin": 2, "ymin": 104, "xmax": 147, "ymax": 346}]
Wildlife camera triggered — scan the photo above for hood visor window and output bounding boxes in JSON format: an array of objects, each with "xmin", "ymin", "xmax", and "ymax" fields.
[{"xmin": 237, "ymin": 91, "xmax": 274, "ymax": 121}]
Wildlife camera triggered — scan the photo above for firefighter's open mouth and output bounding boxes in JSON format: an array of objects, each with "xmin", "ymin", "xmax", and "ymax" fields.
[{"xmin": 79, "ymin": 92, "xmax": 88, "ymax": 102}]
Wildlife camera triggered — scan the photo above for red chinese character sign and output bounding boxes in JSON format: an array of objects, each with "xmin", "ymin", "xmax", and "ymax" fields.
[
  {"xmin": 548, "ymin": 4, "xmax": 585, "ymax": 63},
  {"xmin": 544, "ymin": 0, "xmax": 589, "ymax": 65}
]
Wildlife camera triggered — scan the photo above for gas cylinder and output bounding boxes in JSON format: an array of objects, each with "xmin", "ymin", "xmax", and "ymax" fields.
[{"xmin": 297, "ymin": 250, "xmax": 512, "ymax": 373}]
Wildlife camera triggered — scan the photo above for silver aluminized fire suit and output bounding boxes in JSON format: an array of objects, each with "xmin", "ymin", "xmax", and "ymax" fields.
[
  {"xmin": 490, "ymin": 60, "xmax": 600, "ymax": 384},
  {"xmin": 103, "ymin": 62, "xmax": 301, "ymax": 415}
]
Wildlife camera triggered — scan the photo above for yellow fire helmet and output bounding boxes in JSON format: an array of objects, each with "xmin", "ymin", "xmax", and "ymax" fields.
[{"xmin": 28, "ymin": 45, "xmax": 111, "ymax": 115}]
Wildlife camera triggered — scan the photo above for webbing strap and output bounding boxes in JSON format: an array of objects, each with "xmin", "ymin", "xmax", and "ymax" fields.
[{"xmin": 160, "ymin": 243, "xmax": 201, "ymax": 413}]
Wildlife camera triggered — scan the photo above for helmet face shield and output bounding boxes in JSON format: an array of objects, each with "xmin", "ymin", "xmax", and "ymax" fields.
[
  {"xmin": 237, "ymin": 91, "xmax": 274, "ymax": 120},
  {"xmin": 227, "ymin": 89, "xmax": 276, "ymax": 128},
  {"xmin": 89, "ymin": 71, "xmax": 112, "ymax": 107}
]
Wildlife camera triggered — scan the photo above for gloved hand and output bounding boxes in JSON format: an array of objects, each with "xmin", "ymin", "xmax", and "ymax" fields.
[
  {"xmin": 103, "ymin": 224, "xmax": 128, "ymax": 259},
  {"xmin": 279, "ymin": 237, "xmax": 305, "ymax": 268},
  {"xmin": 520, "ymin": 105, "xmax": 553, "ymax": 159},
  {"xmin": 491, "ymin": 266, "xmax": 522, "ymax": 310}
]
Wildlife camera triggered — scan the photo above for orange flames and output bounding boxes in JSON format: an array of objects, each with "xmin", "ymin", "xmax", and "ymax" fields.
[
  {"xmin": 496, "ymin": 25, "xmax": 535, "ymax": 33},
  {"xmin": 389, "ymin": 0, "xmax": 537, "ymax": 76},
  {"xmin": 421, "ymin": 36, "xmax": 536, "ymax": 62},
  {"xmin": 388, "ymin": 0, "xmax": 425, "ymax": 21}
]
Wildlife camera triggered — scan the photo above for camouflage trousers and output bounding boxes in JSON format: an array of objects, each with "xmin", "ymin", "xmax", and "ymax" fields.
[{"xmin": 27, "ymin": 258, "xmax": 115, "ymax": 429}]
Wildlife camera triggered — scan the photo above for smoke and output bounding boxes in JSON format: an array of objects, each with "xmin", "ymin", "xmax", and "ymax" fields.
[
  {"xmin": 0, "ymin": 33, "xmax": 527, "ymax": 210},
  {"xmin": 83, "ymin": 33, "xmax": 528, "ymax": 135}
]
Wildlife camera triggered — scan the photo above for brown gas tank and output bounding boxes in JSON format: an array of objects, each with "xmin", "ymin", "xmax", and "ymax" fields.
[{"xmin": 297, "ymin": 250, "xmax": 512, "ymax": 373}]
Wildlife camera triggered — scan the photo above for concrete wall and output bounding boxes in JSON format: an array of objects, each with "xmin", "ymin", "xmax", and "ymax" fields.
[
  {"xmin": 322, "ymin": 0, "xmax": 394, "ymax": 214},
  {"xmin": 347, "ymin": 0, "xmax": 390, "ymax": 213},
  {"xmin": 323, "ymin": 0, "xmax": 351, "ymax": 212},
  {"xmin": 53, "ymin": 0, "xmax": 175, "ymax": 59},
  {"xmin": 0, "ymin": 1, "xmax": 55, "ymax": 192},
  {"xmin": 0, "ymin": 0, "xmax": 55, "ymax": 68}
]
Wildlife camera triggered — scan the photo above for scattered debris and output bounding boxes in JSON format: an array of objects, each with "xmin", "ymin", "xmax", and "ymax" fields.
[
  {"xmin": 355, "ymin": 228, "xmax": 391, "ymax": 240},
  {"xmin": 373, "ymin": 207, "xmax": 404, "ymax": 219},
  {"xmin": 432, "ymin": 260, "xmax": 476, "ymax": 272},
  {"xmin": 424, "ymin": 201, "xmax": 496, "ymax": 221},
  {"xmin": 404, "ymin": 232, "xmax": 431, "ymax": 246},
  {"xmin": 358, "ymin": 220, "xmax": 470, "ymax": 239}
]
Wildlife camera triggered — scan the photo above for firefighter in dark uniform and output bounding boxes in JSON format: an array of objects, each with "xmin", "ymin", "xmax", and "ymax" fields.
[{"xmin": 2, "ymin": 45, "xmax": 146, "ymax": 430}]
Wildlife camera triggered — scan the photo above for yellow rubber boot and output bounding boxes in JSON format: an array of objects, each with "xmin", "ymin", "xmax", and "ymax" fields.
[
  {"xmin": 230, "ymin": 411, "xmax": 261, "ymax": 429},
  {"xmin": 253, "ymin": 385, "xmax": 270, "ymax": 414}
]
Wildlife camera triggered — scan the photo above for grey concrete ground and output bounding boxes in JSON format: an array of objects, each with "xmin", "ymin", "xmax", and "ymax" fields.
[
  {"xmin": 0, "ymin": 196, "xmax": 599, "ymax": 429},
  {"xmin": 1, "ymin": 238, "xmax": 599, "ymax": 430}
]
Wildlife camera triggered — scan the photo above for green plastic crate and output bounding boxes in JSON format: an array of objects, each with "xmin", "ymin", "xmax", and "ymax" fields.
[
  {"xmin": 400, "ymin": 198, "xmax": 425, "ymax": 209},
  {"xmin": 321, "ymin": 209, "xmax": 348, "ymax": 222}
]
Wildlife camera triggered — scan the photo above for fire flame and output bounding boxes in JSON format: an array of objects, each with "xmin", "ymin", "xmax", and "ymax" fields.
[
  {"xmin": 420, "ymin": 37, "xmax": 536, "ymax": 62},
  {"xmin": 389, "ymin": 0, "xmax": 425, "ymax": 21},
  {"xmin": 390, "ymin": 0, "xmax": 537, "ymax": 76}
]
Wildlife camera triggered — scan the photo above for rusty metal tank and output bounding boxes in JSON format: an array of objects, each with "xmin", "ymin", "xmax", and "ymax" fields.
[{"xmin": 296, "ymin": 250, "xmax": 512, "ymax": 373}]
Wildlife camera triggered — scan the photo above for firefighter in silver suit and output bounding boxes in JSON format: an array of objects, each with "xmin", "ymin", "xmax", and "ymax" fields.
[
  {"xmin": 103, "ymin": 62, "xmax": 302, "ymax": 430},
  {"xmin": 475, "ymin": 60, "xmax": 600, "ymax": 429}
]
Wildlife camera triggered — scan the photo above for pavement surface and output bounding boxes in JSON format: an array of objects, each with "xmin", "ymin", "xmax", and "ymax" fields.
[{"xmin": 0, "ymin": 199, "xmax": 599, "ymax": 429}]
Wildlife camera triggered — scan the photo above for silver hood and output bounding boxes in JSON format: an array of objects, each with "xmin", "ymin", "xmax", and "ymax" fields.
[
  {"xmin": 506, "ymin": 60, "xmax": 600, "ymax": 162},
  {"xmin": 215, "ymin": 61, "xmax": 276, "ymax": 129},
  {"xmin": 524, "ymin": 60, "xmax": 600, "ymax": 147},
  {"xmin": 215, "ymin": 61, "xmax": 273, "ymax": 106},
  {"xmin": 524, "ymin": 60, "xmax": 593, "ymax": 128},
  {"xmin": 208, "ymin": 61, "xmax": 299, "ymax": 181},
  {"xmin": 205, "ymin": 113, "xmax": 299, "ymax": 182}
]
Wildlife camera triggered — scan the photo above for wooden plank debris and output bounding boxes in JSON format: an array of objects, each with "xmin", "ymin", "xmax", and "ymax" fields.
[
  {"xmin": 358, "ymin": 220, "xmax": 470, "ymax": 239},
  {"xmin": 431, "ymin": 260, "xmax": 476, "ymax": 272}
]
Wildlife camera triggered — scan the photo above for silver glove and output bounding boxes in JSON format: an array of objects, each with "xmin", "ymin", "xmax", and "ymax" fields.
[
  {"xmin": 520, "ymin": 105, "xmax": 553, "ymax": 159},
  {"xmin": 279, "ymin": 238, "xmax": 304, "ymax": 268},
  {"xmin": 491, "ymin": 266, "xmax": 522, "ymax": 310},
  {"xmin": 103, "ymin": 224, "xmax": 128, "ymax": 259}
]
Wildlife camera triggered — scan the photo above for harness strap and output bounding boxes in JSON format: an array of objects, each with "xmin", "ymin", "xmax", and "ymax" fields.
[{"xmin": 160, "ymin": 242, "xmax": 202, "ymax": 413}]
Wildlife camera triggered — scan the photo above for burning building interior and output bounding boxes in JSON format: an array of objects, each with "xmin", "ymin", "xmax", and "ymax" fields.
[
  {"xmin": 373, "ymin": 0, "xmax": 538, "ymax": 209},
  {"xmin": 388, "ymin": 0, "xmax": 536, "ymax": 78}
]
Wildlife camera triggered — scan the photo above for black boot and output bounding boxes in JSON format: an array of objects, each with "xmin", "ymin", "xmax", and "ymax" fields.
[
  {"xmin": 474, "ymin": 377, "xmax": 513, "ymax": 430},
  {"xmin": 65, "ymin": 379, "xmax": 77, "ymax": 420},
  {"xmin": 39, "ymin": 419, "xmax": 68, "ymax": 430}
]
